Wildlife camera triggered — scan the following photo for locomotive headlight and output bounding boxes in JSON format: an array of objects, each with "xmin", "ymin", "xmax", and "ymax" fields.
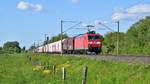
[
  {"xmin": 88, "ymin": 42, "xmax": 93, "ymax": 44},
  {"xmin": 96, "ymin": 42, "xmax": 101, "ymax": 44}
]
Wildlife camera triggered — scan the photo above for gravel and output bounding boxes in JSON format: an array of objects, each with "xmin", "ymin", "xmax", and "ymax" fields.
[{"xmin": 65, "ymin": 54, "xmax": 150, "ymax": 64}]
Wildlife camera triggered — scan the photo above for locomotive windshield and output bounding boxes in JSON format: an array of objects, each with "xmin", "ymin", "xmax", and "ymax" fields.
[
  {"xmin": 88, "ymin": 35, "xmax": 103, "ymax": 40},
  {"xmin": 88, "ymin": 35, "xmax": 100, "ymax": 40}
]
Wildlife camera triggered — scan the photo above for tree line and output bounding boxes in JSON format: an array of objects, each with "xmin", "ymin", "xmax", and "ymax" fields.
[
  {"xmin": 0, "ymin": 41, "xmax": 26, "ymax": 54},
  {"xmin": 103, "ymin": 16, "xmax": 150, "ymax": 55},
  {"xmin": 43, "ymin": 33, "xmax": 68, "ymax": 45}
]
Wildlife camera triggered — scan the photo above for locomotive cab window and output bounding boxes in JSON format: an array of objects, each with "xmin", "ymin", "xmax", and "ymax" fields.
[{"xmin": 88, "ymin": 35, "xmax": 100, "ymax": 40}]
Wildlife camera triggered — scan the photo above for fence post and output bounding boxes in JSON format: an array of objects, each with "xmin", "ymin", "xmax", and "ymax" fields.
[
  {"xmin": 27, "ymin": 56, "xmax": 32, "ymax": 61},
  {"xmin": 46, "ymin": 61, "xmax": 49, "ymax": 69},
  {"xmin": 39, "ymin": 61, "xmax": 42, "ymax": 66},
  {"xmin": 62, "ymin": 67, "xmax": 66, "ymax": 81},
  {"xmin": 82, "ymin": 66, "xmax": 88, "ymax": 84},
  {"xmin": 43, "ymin": 62, "xmax": 46, "ymax": 70},
  {"xmin": 53, "ymin": 65, "xmax": 56, "ymax": 75}
]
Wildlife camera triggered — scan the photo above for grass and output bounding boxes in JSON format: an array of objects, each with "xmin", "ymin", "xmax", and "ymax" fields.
[{"xmin": 0, "ymin": 53, "xmax": 150, "ymax": 84}]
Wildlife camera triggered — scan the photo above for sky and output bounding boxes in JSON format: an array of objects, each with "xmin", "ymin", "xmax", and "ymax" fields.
[{"xmin": 0, "ymin": 0, "xmax": 150, "ymax": 49}]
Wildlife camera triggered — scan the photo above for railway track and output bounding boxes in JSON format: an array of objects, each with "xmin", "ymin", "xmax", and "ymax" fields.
[{"xmin": 61, "ymin": 54, "xmax": 150, "ymax": 64}]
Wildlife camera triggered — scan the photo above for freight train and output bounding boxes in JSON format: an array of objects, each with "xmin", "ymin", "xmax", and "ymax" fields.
[{"xmin": 35, "ymin": 31, "xmax": 103, "ymax": 54}]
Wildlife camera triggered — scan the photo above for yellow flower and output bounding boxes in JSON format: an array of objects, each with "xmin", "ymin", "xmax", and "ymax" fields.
[
  {"xmin": 33, "ymin": 65, "xmax": 43, "ymax": 71},
  {"xmin": 62, "ymin": 63, "xmax": 70, "ymax": 68},
  {"xmin": 66, "ymin": 61, "xmax": 70, "ymax": 63},
  {"xmin": 42, "ymin": 70, "xmax": 51, "ymax": 74},
  {"xmin": 57, "ymin": 63, "xmax": 71, "ymax": 69}
]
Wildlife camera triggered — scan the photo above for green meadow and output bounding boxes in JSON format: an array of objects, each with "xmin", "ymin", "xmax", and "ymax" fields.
[{"xmin": 0, "ymin": 53, "xmax": 150, "ymax": 84}]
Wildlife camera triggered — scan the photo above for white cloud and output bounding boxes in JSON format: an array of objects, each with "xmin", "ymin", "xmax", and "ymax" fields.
[
  {"xmin": 112, "ymin": 12, "xmax": 136, "ymax": 21},
  {"xmin": 112, "ymin": 4, "xmax": 150, "ymax": 21},
  {"xmin": 17, "ymin": 1, "xmax": 30, "ymax": 10},
  {"xmin": 17, "ymin": 1, "xmax": 43, "ymax": 12},
  {"xmin": 34, "ymin": 4, "xmax": 43, "ymax": 12},
  {"xmin": 71, "ymin": 0, "xmax": 80, "ymax": 4},
  {"xmin": 127, "ymin": 4, "xmax": 150, "ymax": 14}
]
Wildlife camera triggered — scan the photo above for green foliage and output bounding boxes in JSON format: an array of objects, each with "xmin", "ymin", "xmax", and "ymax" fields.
[
  {"xmin": 0, "ymin": 47, "xmax": 5, "ymax": 54},
  {"xmin": 22, "ymin": 46, "xmax": 26, "ymax": 52},
  {"xmin": 29, "ymin": 45, "xmax": 36, "ymax": 51},
  {"xmin": 43, "ymin": 33, "xmax": 68, "ymax": 45},
  {"xmin": 0, "ymin": 53, "xmax": 150, "ymax": 84},
  {"xmin": 103, "ymin": 16, "xmax": 150, "ymax": 55},
  {"xmin": 47, "ymin": 33, "xmax": 68, "ymax": 44},
  {"xmin": 3, "ymin": 41, "xmax": 21, "ymax": 54},
  {"xmin": 125, "ymin": 16, "xmax": 150, "ymax": 54},
  {"xmin": 0, "ymin": 47, "xmax": 2, "ymax": 50},
  {"xmin": 22, "ymin": 46, "xmax": 26, "ymax": 51},
  {"xmin": 21, "ymin": 46, "xmax": 27, "ymax": 53},
  {"xmin": 103, "ymin": 32, "xmax": 125, "ymax": 54},
  {"xmin": 124, "ymin": 16, "xmax": 150, "ymax": 55}
]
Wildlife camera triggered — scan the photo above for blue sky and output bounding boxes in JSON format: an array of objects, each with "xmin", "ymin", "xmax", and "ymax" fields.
[{"xmin": 0, "ymin": 0, "xmax": 150, "ymax": 48}]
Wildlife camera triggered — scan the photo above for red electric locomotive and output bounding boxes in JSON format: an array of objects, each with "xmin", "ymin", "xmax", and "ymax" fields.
[
  {"xmin": 74, "ymin": 31, "xmax": 103, "ymax": 54},
  {"xmin": 36, "ymin": 31, "xmax": 103, "ymax": 54}
]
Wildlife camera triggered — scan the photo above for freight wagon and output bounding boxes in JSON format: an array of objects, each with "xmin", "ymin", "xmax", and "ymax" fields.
[
  {"xmin": 63, "ymin": 38, "xmax": 74, "ymax": 54},
  {"xmin": 35, "ymin": 46, "xmax": 44, "ymax": 53},
  {"xmin": 43, "ymin": 40, "xmax": 64, "ymax": 53}
]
